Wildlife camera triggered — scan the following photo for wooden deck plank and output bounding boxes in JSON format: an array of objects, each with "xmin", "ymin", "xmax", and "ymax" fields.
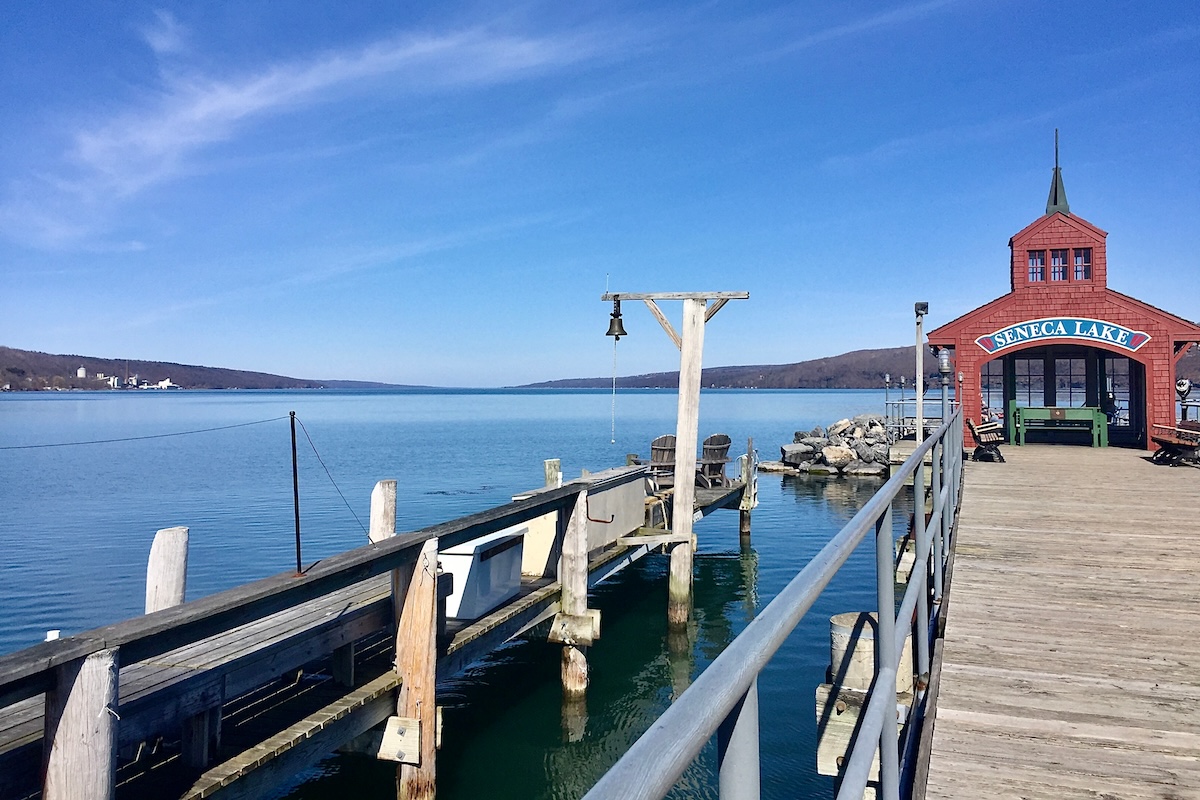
[{"xmin": 925, "ymin": 446, "xmax": 1200, "ymax": 799}]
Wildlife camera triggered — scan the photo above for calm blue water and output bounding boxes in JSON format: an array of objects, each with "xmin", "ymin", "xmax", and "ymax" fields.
[{"xmin": 0, "ymin": 389, "xmax": 908, "ymax": 799}]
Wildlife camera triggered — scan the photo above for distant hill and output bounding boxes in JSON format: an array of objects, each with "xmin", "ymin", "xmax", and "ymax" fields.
[
  {"xmin": 521, "ymin": 345, "xmax": 1200, "ymax": 390},
  {"xmin": 0, "ymin": 346, "xmax": 412, "ymax": 391}
]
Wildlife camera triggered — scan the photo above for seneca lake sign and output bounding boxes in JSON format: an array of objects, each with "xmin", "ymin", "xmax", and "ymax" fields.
[{"xmin": 975, "ymin": 317, "xmax": 1151, "ymax": 355}]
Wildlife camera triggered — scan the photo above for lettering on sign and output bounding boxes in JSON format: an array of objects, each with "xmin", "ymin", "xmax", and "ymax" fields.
[{"xmin": 975, "ymin": 317, "xmax": 1151, "ymax": 355}]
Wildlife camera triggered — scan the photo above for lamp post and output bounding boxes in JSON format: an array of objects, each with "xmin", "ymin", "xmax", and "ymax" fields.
[
  {"xmin": 938, "ymin": 348, "xmax": 953, "ymax": 426},
  {"xmin": 915, "ymin": 302, "xmax": 929, "ymax": 442}
]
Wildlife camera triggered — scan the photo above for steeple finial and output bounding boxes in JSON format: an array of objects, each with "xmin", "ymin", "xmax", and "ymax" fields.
[{"xmin": 1046, "ymin": 128, "xmax": 1070, "ymax": 216}]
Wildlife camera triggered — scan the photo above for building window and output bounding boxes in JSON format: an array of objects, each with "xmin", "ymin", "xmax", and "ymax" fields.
[
  {"xmin": 1102, "ymin": 356, "xmax": 1130, "ymax": 426},
  {"xmin": 1027, "ymin": 250, "xmax": 1045, "ymax": 282},
  {"xmin": 1051, "ymin": 249, "xmax": 1068, "ymax": 281},
  {"xmin": 1054, "ymin": 358, "xmax": 1087, "ymax": 406},
  {"xmin": 981, "ymin": 359, "xmax": 1004, "ymax": 420},
  {"xmin": 1073, "ymin": 248, "xmax": 1092, "ymax": 280},
  {"xmin": 1014, "ymin": 357, "xmax": 1044, "ymax": 407}
]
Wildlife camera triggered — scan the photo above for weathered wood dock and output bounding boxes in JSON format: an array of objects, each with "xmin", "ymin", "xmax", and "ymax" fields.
[
  {"xmin": 0, "ymin": 461, "xmax": 751, "ymax": 800},
  {"xmin": 921, "ymin": 446, "xmax": 1200, "ymax": 798}
]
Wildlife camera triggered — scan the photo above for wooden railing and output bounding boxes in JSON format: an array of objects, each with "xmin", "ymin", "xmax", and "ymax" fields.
[{"xmin": 0, "ymin": 468, "xmax": 646, "ymax": 799}]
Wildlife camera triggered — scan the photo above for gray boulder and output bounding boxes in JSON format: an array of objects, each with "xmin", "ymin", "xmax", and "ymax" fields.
[
  {"xmin": 827, "ymin": 419, "xmax": 852, "ymax": 436},
  {"xmin": 800, "ymin": 436, "xmax": 830, "ymax": 450},
  {"xmin": 781, "ymin": 443, "xmax": 814, "ymax": 465},
  {"xmin": 844, "ymin": 460, "xmax": 888, "ymax": 476},
  {"xmin": 871, "ymin": 443, "xmax": 891, "ymax": 463},
  {"xmin": 850, "ymin": 439, "xmax": 876, "ymax": 463},
  {"xmin": 821, "ymin": 445, "xmax": 855, "ymax": 469}
]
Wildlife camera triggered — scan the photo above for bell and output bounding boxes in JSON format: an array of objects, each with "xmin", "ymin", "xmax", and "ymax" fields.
[{"xmin": 606, "ymin": 313, "xmax": 628, "ymax": 340}]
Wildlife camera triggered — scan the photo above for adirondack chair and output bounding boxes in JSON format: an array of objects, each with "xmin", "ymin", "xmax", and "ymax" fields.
[
  {"xmin": 634, "ymin": 434, "xmax": 677, "ymax": 489},
  {"xmin": 697, "ymin": 433, "xmax": 732, "ymax": 488}
]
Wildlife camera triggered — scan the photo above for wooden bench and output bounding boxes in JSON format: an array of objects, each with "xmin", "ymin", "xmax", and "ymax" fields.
[
  {"xmin": 1151, "ymin": 420, "xmax": 1200, "ymax": 465},
  {"xmin": 1012, "ymin": 404, "xmax": 1108, "ymax": 447},
  {"xmin": 967, "ymin": 418, "xmax": 1005, "ymax": 462}
]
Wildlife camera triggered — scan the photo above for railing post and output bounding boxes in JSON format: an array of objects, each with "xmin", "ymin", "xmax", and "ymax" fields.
[
  {"xmin": 395, "ymin": 538, "xmax": 439, "ymax": 800},
  {"xmin": 912, "ymin": 446, "xmax": 931, "ymax": 684},
  {"xmin": 874, "ymin": 505, "xmax": 900, "ymax": 800},
  {"xmin": 931, "ymin": 440, "xmax": 944, "ymax": 602},
  {"xmin": 717, "ymin": 678, "xmax": 760, "ymax": 800},
  {"xmin": 43, "ymin": 648, "xmax": 119, "ymax": 800}
]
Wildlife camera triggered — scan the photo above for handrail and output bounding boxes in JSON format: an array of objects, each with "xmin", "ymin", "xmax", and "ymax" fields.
[
  {"xmin": 0, "ymin": 468, "xmax": 644, "ymax": 708},
  {"xmin": 583, "ymin": 408, "xmax": 963, "ymax": 800}
]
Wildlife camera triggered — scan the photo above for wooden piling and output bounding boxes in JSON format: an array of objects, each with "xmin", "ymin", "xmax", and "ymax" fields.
[
  {"xmin": 544, "ymin": 459, "xmax": 562, "ymax": 488},
  {"xmin": 667, "ymin": 541, "xmax": 693, "ymax": 628},
  {"xmin": 369, "ymin": 480, "xmax": 398, "ymax": 544},
  {"xmin": 739, "ymin": 437, "xmax": 754, "ymax": 544},
  {"xmin": 670, "ymin": 298, "xmax": 706, "ymax": 549},
  {"xmin": 558, "ymin": 490, "xmax": 590, "ymax": 697},
  {"xmin": 43, "ymin": 649, "xmax": 119, "ymax": 800},
  {"xmin": 145, "ymin": 526, "xmax": 188, "ymax": 614},
  {"xmin": 394, "ymin": 538, "xmax": 439, "ymax": 800}
]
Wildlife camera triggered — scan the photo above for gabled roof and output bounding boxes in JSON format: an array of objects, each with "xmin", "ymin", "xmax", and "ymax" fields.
[
  {"xmin": 1008, "ymin": 209, "xmax": 1107, "ymax": 246},
  {"xmin": 928, "ymin": 287, "xmax": 1200, "ymax": 346}
]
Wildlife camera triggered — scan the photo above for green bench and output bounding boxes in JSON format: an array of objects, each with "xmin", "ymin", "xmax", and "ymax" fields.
[{"xmin": 1010, "ymin": 403, "xmax": 1108, "ymax": 447}]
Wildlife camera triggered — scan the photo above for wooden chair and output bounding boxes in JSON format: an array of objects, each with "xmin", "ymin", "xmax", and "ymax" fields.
[
  {"xmin": 697, "ymin": 433, "xmax": 732, "ymax": 488},
  {"xmin": 634, "ymin": 434, "xmax": 676, "ymax": 488}
]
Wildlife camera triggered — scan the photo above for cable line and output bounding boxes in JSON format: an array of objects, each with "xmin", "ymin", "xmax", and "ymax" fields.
[
  {"xmin": 0, "ymin": 416, "xmax": 289, "ymax": 450},
  {"xmin": 293, "ymin": 416, "xmax": 367, "ymax": 534}
]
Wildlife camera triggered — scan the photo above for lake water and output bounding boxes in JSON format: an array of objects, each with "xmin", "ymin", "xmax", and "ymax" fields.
[{"xmin": 0, "ymin": 389, "xmax": 909, "ymax": 799}]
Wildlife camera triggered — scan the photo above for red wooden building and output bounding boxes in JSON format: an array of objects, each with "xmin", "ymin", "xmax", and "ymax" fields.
[{"xmin": 927, "ymin": 159, "xmax": 1200, "ymax": 448}]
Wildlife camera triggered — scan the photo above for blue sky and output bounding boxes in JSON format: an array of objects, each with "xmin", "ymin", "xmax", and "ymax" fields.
[{"xmin": 1, "ymin": 1, "xmax": 1196, "ymax": 386}]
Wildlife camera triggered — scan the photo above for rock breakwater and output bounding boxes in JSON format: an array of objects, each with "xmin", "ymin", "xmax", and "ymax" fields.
[{"xmin": 762, "ymin": 414, "xmax": 890, "ymax": 476}]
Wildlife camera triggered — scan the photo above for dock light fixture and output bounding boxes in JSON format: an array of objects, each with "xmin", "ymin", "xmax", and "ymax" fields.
[
  {"xmin": 915, "ymin": 301, "xmax": 929, "ymax": 317},
  {"xmin": 938, "ymin": 348, "xmax": 952, "ymax": 378},
  {"xmin": 606, "ymin": 299, "xmax": 627, "ymax": 340}
]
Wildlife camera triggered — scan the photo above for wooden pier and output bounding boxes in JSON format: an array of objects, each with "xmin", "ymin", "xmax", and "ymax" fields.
[
  {"xmin": 921, "ymin": 446, "xmax": 1200, "ymax": 798},
  {"xmin": 0, "ymin": 464, "xmax": 750, "ymax": 800}
]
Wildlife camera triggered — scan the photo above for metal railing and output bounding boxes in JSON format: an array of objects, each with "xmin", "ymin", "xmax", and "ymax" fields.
[
  {"xmin": 884, "ymin": 396, "xmax": 959, "ymax": 443},
  {"xmin": 582, "ymin": 406, "xmax": 964, "ymax": 800}
]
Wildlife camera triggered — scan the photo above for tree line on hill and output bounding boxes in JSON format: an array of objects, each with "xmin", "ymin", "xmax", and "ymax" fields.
[
  {"xmin": 522, "ymin": 345, "xmax": 1200, "ymax": 390},
  {"xmin": 0, "ymin": 346, "xmax": 396, "ymax": 391},
  {"xmin": 2, "ymin": 343, "xmax": 1197, "ymax": 392}
]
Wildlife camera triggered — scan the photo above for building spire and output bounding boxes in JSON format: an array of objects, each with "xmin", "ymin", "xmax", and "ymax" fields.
[{"xmin": 1046, "ymin": 128, "xmax": 1070, "ymax": 216}]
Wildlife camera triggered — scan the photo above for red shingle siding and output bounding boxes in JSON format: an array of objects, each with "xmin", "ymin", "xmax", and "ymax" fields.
[{"xmin": 933, "ymin": 209, "xmax": 1200, "ymax": 449}]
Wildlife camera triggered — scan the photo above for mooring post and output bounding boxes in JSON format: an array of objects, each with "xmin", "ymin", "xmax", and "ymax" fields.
[
  {"xmin": 667, "ymin": 541, "xmax": 693, "ymax": 628},
  {"xmin": 395, "ymin": 537, "xmax": 439, "ymax": 800},
  {"xmin": 557, "ymin": 488, "xmax": 591, "ymax": 697},
  {"xmin": 369, "ymin": 479, "xmax": 398, "ymax": 544},
  {"xmin": 544, "ymin": 458, "xmax": 562, "ymax": 488},
  {"xmin": 43, "ymin": 648, "xmax": 119, "ymax": 800},
  {"xmin": 143, "ymin": 526, "xmax": 215, "ymax": 769},
  {"xmin": 145, "ymin": 526, "xmax": 188, "ymax": 613},
  {"xmin": 739, "ymin": 437, "xmax": 754, "ymax": 543}
]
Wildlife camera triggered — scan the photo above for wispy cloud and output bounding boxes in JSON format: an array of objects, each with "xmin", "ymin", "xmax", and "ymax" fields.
[
  {"xmin": 1, "ymin": 23, "xmax": 616, "ymax": 250},
  {"xmin": 819, "ymin": 77, "xmax": 1162, "ymax": 172},
  {"xmin": 141, "ymin": 9, "xmax": 188, "ymax": 57},
  {"xmin": 760, "ymin": 0, "xmax": 961, "ymax": 59}
]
